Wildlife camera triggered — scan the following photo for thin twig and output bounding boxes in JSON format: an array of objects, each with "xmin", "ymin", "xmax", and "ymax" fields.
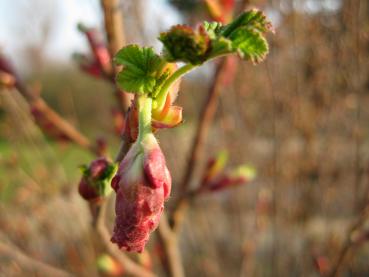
[
  {"xmin": 30, "ymin": 98, "xmax": 93, "ymax": 150},
  {"xmin": 10, "ymin": 86, "xmax": 95, "ymax": 154},
  {"xmin": 101, "ymin": 0, "xmax": 132, "ymax": 112},
  {"xmin": 0, "ymin": 240, "xmax": 72, "ymax": 277},
  {"xmin": 1, "ymin": 52, "xmax": 95, "ymax": 154},
  {"xmin": 156, "ymin": 213, "xmax": 185, "ymax": 277}
]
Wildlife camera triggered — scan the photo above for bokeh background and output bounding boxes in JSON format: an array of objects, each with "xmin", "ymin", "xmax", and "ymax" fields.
[{"xmin": 1, "ymin": 0, "xmax": 368, "ymax": 276}]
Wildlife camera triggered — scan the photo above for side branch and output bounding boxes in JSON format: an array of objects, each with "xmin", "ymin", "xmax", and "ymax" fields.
[
  {"xmin": 101, "ymin": 0, "xmax": 132, "ymax": 112},
  {"xmin": 1, "ymin": 53, "xmax": 95, "ymax": 154},
  {"xmin": 31, "ymin": 98, "xmax": 92, "ymax": 150},
  {"xmin": 9, "ymin": 86, "xmax": 95, "ymax": 154},
  {"xmin": 156, "ymin": 213, "xmax": 185, "ymax": 277}
]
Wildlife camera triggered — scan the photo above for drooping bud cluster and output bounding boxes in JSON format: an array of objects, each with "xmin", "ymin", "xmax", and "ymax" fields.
[
  {"xmin": 199, "ymin": 151, "xmax": 256, "ymax": 193},
  {"xmin": 78, "ymin": 157, "xmax": 116, "ymax": 202},
  {"xmin": 111, "ymin": 133, "xmax": 171, "ymax": 252}
]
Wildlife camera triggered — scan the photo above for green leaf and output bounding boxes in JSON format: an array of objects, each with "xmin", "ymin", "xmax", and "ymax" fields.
[
  {"xmin": 221, "ymin": 9, "xmax": 273, "ymax": 37},
  {"xmin": 229, "ymin": 28, "xmax": 269, "ymax": 63},
  {"xmin": 206, "ymin": 9, "xmax": 273, "ymax": 63},
  {"xmin": 115, "ymin": 45, "xmax": 165, "ymax": 94}
]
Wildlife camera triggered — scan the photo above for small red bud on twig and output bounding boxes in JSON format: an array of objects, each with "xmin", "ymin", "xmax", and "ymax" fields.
[
  {"xmin": 78, "ymin": 157, "xmax": 117, "ymax": 202},
  {"xmin": 78, "ymin": 23, "xmax": 112, "ymax": 75}
]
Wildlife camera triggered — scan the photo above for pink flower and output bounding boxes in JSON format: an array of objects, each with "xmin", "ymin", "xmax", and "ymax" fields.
[{"xmin": 111, "ymin": 134, "xmax": 171, "ymax": 253}]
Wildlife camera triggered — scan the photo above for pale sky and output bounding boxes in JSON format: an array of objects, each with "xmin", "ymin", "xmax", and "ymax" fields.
[
  {"xmin": 0, "ymin": 0, "xmax": 341, "ymax": 73},
  {"xmin": 0, "ymin": 0, "xmax": 182, "ymax": 69}
]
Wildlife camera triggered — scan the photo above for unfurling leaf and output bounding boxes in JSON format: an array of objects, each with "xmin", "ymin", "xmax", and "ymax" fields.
[
  {"xmin": 203, "ymin": 21, "xmax": 224, "ymax": 39},
  {"xmin": 115, "ymin": 45, "xmax": 166, "ymax": 94},
  {"xmin": 228, "ymin": 28, "xmax": 269, "ymax": 63},
  {"xmin": 219, "ymin": 9, "xmax": 273, "ymax": 63},
  {"xmin": 221, "ymin": 9, "xmax": 273, "ymax": 37}
]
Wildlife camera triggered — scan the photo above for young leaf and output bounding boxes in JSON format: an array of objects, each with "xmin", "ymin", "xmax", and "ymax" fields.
[
  {"xmin": 115, "ymin": 45, "xmax": 165, "ymax": 94},
  {"xmin": 208, "ymin": 9, "xmax": 273, "ymax": 63},
  {"xmin": 229, "ymin": 28, "xmax": 269, "ymax": 63},
  {"xmin": 159, "ymin": 25, "xmax": 211, "ymax": 65},
  {"xmin": 221, "ymin": 9, "xmax": 273, "ymax": 37},
  {"xmin": 203, "ymin": 21, "xmax": 224, "ymax": 39}
]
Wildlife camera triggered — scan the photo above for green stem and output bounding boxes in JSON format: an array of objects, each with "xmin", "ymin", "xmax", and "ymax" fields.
[
  {"xmin": 137, "ymin": 95, "xmax": 153, "ymax": 142},
  {"xmin": 155, "ymin": 63, "xmax": 196, "ymax": 110},
  {"xmin": 221, "ymin": 11, "xmax": 248, "ymax": 37}
]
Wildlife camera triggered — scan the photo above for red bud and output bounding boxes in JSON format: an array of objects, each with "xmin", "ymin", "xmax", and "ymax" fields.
[{"xmin": 78, "ymin": 158, "xmax": 116, "ymax": 201}]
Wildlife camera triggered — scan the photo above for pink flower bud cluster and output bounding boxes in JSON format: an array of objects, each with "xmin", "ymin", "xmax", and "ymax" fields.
[{"xmin": 111, "ymin": 134, "xmax": 171, "ymax": 253}]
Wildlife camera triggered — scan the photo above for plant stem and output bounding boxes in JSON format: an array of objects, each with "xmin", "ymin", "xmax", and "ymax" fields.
[
  {"xmin": 137, "ymin": 95, "xmax": 153, "ymax": 142},
  {"xmin": 155, "ymin": 64, "xmax": 196, "ymax": 110}
]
